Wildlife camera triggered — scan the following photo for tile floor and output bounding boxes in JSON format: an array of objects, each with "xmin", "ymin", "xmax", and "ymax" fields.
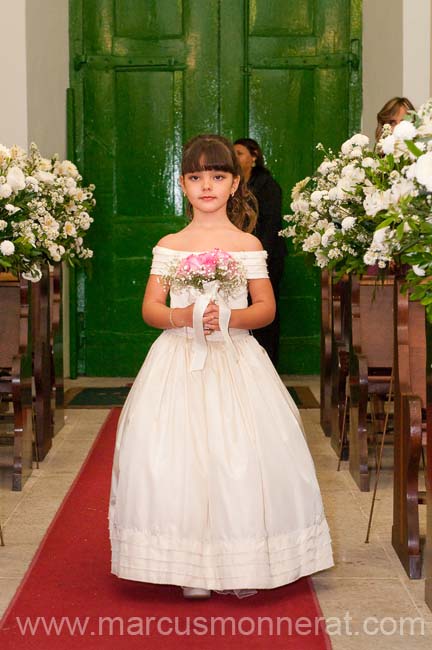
[{"xmin": 0, "ymin": 375, "xmax": 431, "ymax": 648}]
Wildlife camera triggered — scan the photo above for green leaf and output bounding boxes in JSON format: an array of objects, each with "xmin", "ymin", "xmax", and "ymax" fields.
[
  {"xmin": 405, "ymin": 140, "xmax": 424, "ymax": 158},
  {"xmin": 376, "ymin": 216, "xmax": 396, "ymax": 229}
]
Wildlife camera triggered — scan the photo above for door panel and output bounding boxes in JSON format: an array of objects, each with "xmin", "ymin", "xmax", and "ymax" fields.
[
  {"xmin": 249, "ymin": 0, "xmax": 315, "ymax": 36},
  {"xmin": 69, "ymin": 0, "xmax": 361, "ymax": 376},
  {"xmin": 243, "ymin": 0, "xmax": 359, "ymax": 371}
]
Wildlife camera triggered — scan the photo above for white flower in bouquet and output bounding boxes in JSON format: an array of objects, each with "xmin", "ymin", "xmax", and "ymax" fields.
[
  {"xmin": 317, "ymin": 160, "xmax": 337, "ymax": 176},
  {"xmin": 363, "ymin": 189, "xmax": 392, "ymax": 217},
  {"xmin": 25, "ymin": 175, "xmax": 40, "ymax": 192},
  {"xmin": 64, "ymin": 221, "xmax": 77, "ymax": 238},
  {"xmin": 412, "ymin": 264, "xmax": 426, "ymax": 276},
  {"xmin": 321, "ymin": 225, "xmax": 336, "ymax": 247},
  {"xmin": 341, "ymin": 134, "xmax": 369, "ymax": 155},
  {"xmin": 363, "ymin": 229, "xmax": 394, "ymax": 267},
  {"xmin": 390, "ymin": 178, "xmax": 417, "ymax": 202},
  {"xmin": 0, "ymin": 220, "xmax": 7, "ymax": 231},
  {"xmin": 34, "ymin": 170, "xmax": 55, "ymax": 185},
  {"xmin": 38, "ymin": 158, "xmax": 53, "ymax": 172},
  {"xmin": 372, "ymin": 226, "xmax": 390, "ymax": 246},
  {"xmin": 380, "ymin": 134, "xmax": 395, "ymax": 155},
  {"xmin": 303, "ymin": 232, "xmax": 322, "ymax": 252},
  {"xmin": 393, "ymin": 121, "xmax": 417, "ymax": 141},
  {"xmin": 0, "ymin": 240, "xmax": 15, "ymax": 256},
  {"xmin": 291, "ymin": 176, "xmax": 311, "ymax": 200},
  {"xmin": 47, "ymin": 243, "xmax": 62, "ymax": 262},
  {"xmin": 342, "ymin": 163, "xmax": 365, "ymax": 184},
  {"xmin": 22, "ymin": 265, "xmax": 42, "ymax": 282},
  {"xmin": 6, "ymin": 166, "xmax": 26, "ymax": 192},
  {"xmin": 404, "ymin": 163, "xmax": 416, "ymax": 180},
  {"xmin": 416, "ymin": 100, "xmax": 432, "ymax": 137},
  {"xmin": 290, "ymin": 197, "xmax": 310, "ymax": 213},
  {"xmin": 315, "ymin": 251, "xmax": 328, "ymax": 268},
  {"xmin": 341, "ymin": 216, "xmax": 356, "ymax": 231},
  {"xmin": 54, "ymin": 160, "xmax": 79, "ymax": 178},
  {"xmin": 362, "ymin": 157, "xmax": 379, "ymax": 170},
  {"xmin": 78, "ymin": 211, "xmax": 93, "ymax": 230},
  {"xmin": 310, "ymin": 190, "xmax": 327, "ymax": 205},
  {"xmin": 348, "ymin": 147, "xmax": 363, "ymax": 159},
  {"xmin": 5, "ymin": 203, "xmax": 21, "ymax": 214},
  {"xmin": 0, "ymin": 182, "xmax": 12, "ymax": 198},
  {"xmin": 0, "ymin": 144, "xmax": 11, "ymax": 158},
  {"xmin": 413, "ymin": 151, "xmax": 432, "ymax": 191},
  {"xmin": 363, "ymin": 251, "xmax": 377, "ymax": 266}
]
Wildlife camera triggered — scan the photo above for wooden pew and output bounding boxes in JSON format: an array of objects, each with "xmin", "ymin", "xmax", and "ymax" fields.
[
  {"xmin": 392, "ymin": 276, "xmax": 427, "ymax": 579},
  {"xmin": 32, "ymin": 265, "xmax": 53, "ymax": 460},
  {"xmin": 0, "ymin": 273, "xmax": 34, "ymax": 490},
  {"xmin": 50, "ymin": 264, "xmax": 64, "ymax": 436},
  {"xmin": 320, "ymin": 270, "xmax": 332, "ymax": 436},
  {"xmin": 426, "ymin": 320, "xmax": 432, "ymax": 608},
  {"xmin": 348, "ymin": 275, "xmax": 393, "ymax": 491},
  {"xmin": 329, "ymin": 275, "xmax": 351, "ymax": 455}
]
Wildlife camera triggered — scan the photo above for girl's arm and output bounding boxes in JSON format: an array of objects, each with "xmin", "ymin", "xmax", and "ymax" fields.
[
  {"xmin": 141, "ymin": 275, "xmax": 194, "ymax": 329},
  {"xmin": 228, "ymin": 278, "xmax": 276, "ymax": 329}
]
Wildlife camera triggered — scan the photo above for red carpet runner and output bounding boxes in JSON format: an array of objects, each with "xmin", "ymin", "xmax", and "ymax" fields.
[{"xmin": 0, "ymin": 409, "xmax": 332, "ymax": 649}]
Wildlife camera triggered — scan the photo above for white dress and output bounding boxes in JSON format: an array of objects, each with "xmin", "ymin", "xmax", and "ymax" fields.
[{"xmin": 109, "ymin": 245, "xmax": 334, "ymax": 590}]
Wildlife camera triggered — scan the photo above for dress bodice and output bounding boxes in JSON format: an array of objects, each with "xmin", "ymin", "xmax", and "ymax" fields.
[{"xmin": 151, "ymin": 245, "xmax": 269, "ymax": 311}]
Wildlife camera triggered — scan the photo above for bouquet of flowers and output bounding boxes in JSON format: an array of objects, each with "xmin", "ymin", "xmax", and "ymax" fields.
[
  {"xmin": 280, "ymin": 97, "xmax": 432, "ymax": 320},
  {"xmin": 0, "ymin": 142, "xmax": 95, "ymax": 281},
  {"xmin": 281, "ymin": 133, "xmax": 393, "ymax": 275},
  {"xmin": 161, "ymin": 248, "xmax": 247, "ymax": 298}
]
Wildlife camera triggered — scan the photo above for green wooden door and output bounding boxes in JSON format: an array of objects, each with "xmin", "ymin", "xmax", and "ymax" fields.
[{"xmin": 69, "ymin": 0, "xmax": 361, "ymax": 376}]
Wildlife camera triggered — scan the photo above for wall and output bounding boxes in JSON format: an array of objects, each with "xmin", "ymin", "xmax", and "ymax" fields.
[
  {"xmin": 26, "ymin": 0, "xmax": 70, "ymax": 375},
  {"xmin": 403, "ymin": 0, "xmax": 431, "ymax": 109},
  {"xmin": 0, "ymin": 0, "xmax": 28, "ymax": 147},
  {"xmin": 26, "ymin": 0, "xmax": 69, "ymax": 159}
]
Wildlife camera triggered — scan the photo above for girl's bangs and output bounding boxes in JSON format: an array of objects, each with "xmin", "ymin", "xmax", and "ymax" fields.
[{"xmin": 182, "ymin": 141, "xmax": 235, "ymax": 174}]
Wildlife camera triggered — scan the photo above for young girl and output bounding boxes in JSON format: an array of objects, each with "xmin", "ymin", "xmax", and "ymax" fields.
[{"xmin": 109, "ymin": 134, "xmax": 334, "ymax": 599}]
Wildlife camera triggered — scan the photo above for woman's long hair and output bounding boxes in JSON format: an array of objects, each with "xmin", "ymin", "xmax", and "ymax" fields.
[
  {"xmin": 181, "ymin": 134, "xmax": 257, "ymax": 233},
  {"xmin": 233, "ymin": 138, "xmax": 265, "ymax": 170},
  {"xmin": 375, "ymin": 97, "xmax": 415, "ymax": 141}
]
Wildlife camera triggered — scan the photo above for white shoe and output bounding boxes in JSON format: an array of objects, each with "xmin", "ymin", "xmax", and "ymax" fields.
[{"xmin": 182, "ymin": 586, "xmax": 211, "ymax": 599}]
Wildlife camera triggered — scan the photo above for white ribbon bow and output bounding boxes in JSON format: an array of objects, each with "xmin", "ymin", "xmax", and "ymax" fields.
[{"xmin": 190, "ymin": 280, "xmax": 239, "ymax": 371}]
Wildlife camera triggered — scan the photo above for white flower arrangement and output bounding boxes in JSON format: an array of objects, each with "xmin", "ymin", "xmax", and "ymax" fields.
[
  {"xmin": 280, "ymin": 98, "xmax": 432, "ymax": 320},
  {"xmin": 0, "ymin": 142, "xmax": 95, "ymax": 280}
]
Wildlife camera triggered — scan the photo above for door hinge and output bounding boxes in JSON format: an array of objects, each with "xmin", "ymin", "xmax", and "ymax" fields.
[
  {"xmin": 74, "ymin": 54, "xmax": 88, "ymax": 71},
  {"xmin": 349, "ymin": 39, "xmax": 360, "ymax": 71}
]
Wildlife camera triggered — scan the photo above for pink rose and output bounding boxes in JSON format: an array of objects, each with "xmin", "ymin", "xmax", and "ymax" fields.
[
  {"xmin": 199, "ymin": 252, "xmax": 217, "ymax": 272},
  {"xmin": 214, "ymin": 248, "xmax": 231, "ymax": 262}
]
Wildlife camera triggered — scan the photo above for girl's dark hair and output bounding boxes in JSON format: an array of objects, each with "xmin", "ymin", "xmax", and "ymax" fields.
[
  {"xmin": 233, "ymin": 138, "xmax": 265, "ymax": 169},
  {"xmin": 182, "ymin": 134, "xmax": 257, "ymax": 233},
  {"xmin": 375, "ymin": 97, "xmax": 415, "ymax": 141}
]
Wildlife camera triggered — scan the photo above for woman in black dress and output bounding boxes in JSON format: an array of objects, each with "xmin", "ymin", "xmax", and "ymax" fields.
[{"xmin": 234, "ymin": 138, "xmax": 286, "ymax": 367}]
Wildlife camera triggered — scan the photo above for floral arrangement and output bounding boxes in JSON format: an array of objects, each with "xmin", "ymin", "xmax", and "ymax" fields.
[
  {"xmin": 280, "ymin": 98, "xmax": 432, "ymax": 319},
  {"xmin": 160, "ymin": 248, "xmax": 247, "ymax": 298},
  {"xmin": 0, "ymin": 142, "xmax": 95, "ymax": 281}
]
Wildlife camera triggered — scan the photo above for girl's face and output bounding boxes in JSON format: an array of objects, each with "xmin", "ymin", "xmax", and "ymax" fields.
[
  {"xmin": 180, "ymin": 170, "xmax": 240, "ymax": 215},
  {"xmin": 234, "ymin": 144, "xmax": 256, "ymax": 176}
]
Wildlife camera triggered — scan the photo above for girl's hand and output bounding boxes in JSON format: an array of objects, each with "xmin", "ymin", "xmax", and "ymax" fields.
[
  {"xmin": 203, "ymin": 300, "xmax": 220, "ymax": 336},
  {"xmin": 171, "ymin": 303, "xmax": 194, "ymax": 328}
]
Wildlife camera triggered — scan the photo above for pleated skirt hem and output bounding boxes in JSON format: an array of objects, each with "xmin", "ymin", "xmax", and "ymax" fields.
[{"xmin": 109, "ymin": 518, "xmax": 334, "ymax": 590}]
